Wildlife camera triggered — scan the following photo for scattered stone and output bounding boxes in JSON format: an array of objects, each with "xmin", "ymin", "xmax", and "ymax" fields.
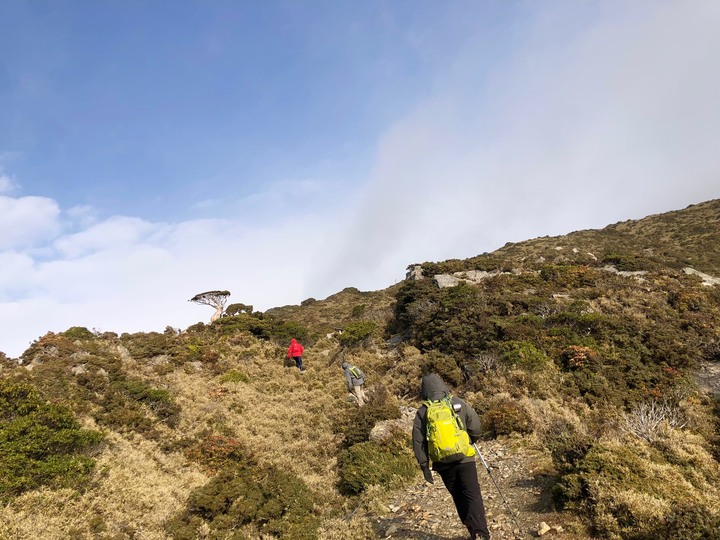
[
  {"xmin": 71, "ymin": 364, "xmax": 88, "ymax": 376},
  {"xmin": 384, "ymin": 524, "xmax": 398, "ymax": 536},
  {"xmin": 538, "ymin": 522, "xmax": 551, "ymax": 536}
]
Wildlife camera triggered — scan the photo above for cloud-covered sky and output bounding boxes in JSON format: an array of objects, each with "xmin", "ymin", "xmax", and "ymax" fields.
[{"xmin": 1, "ymin": 1, "xmax": 719, "ymax": 358}]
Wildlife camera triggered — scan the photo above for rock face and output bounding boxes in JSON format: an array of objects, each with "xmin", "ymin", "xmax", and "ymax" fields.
[
  {"xmin": 406, "ymin": 265, "xmax": 424, "ymax": 281},
  {"xmin": 434, "ymin": 270, "xmax": 512, "ymax": 288},
  {"xmin": 684, "ymin": 267, "xmax": 720, "ymax": 286}
]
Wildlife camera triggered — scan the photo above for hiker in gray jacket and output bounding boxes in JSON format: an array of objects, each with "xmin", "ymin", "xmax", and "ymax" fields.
[
  {"xmin": 342, "ymin": 362, "xmax": 367, "ymax": 406},
  {"xmin": 412, "ymin": 373, "xmax": 490, "ymax": 540}
]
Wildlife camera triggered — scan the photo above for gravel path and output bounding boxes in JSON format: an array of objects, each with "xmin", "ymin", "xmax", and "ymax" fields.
[{"xmin": 371, "ymin": 439, "xmax": 589, "ymax": 540}]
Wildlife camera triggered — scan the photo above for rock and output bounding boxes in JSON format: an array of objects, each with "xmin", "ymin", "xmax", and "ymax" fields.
[
  {"xmin": 684, "ymin": 267, "xmax": 720, "ymax": 286},
  {"xmin": 406, "ymin": 265, "xmax": 424, "ymax": 281},
  {"xmin": 370, "ymin": 416, "xmax": 414, "ymax": 443},
  {"xmin": 538, "ymin": 522, "xmax": 551, "ymax": 536},
  {"xmin": 71, "ymin": 364, "xmax": 88, "ymax": 376},
  {"xmin": 434, "ymin": 274, "xmax": 461, "ymax": 288},
  {"xmin": 384, "ymin": 524, "xmax": 398, "ymax": 536}
]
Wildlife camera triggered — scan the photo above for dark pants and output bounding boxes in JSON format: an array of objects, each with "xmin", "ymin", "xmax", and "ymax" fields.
[
  {"xmin": 293, "ymin": 356, "xmax": 304, "ymax": 371},
  {"xmin": 437, "ymin": 460, "xmax": 490, "ymax": 540}
]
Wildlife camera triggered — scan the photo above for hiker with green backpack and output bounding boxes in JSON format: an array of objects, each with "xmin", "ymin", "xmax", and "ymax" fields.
[
  {"xmin": 412, "ymin": 373, "xmax": 490, "ymax": 540},
  {"xmin": 341, "ymin": 362, "xmax": 367, "ymax": 406}
]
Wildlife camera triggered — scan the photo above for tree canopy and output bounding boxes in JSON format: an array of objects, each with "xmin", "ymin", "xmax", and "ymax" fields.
[{"xmin": 189, "ymin": 290, "xmax": 231, "ymax": 322}]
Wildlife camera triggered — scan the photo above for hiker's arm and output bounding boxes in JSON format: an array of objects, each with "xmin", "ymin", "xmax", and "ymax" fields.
[
  {"xmin": 344, "ymin": 370, "xmax": 353, "ymax": 390},
  {"xmin": 412, "ymin": 408, "xmax": 429, "ymax": 467},
  {"xmin": 459, "ymin": 399, "xmax": 483, "ymax": 442}
]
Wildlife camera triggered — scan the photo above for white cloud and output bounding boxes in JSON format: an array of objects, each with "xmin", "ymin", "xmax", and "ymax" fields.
[
  {"xmin": 311, "ymin": 0, "xmax": 720, "ymax": 293},
  {"xmin": 0, "ymin": 173, "xmax": 17, "ymax": 194},
  {"xmin": 0, "ymin": 195, "xmax": 61, "ymax": 250},
  {"xmin": 0, "ymin": 205, "xmax": 335, "ymax": 358}
]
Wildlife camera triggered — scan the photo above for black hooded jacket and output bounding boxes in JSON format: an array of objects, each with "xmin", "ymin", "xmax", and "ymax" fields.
[{"xmin": 412, "ymin": 374, "xmax": 482, "ymax": 470}]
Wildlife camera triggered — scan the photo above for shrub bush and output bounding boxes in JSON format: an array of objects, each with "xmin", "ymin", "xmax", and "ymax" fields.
[
  {"xmin": 421, "ymin": 351, "xmax": 464, "ymax": 387},
  {"xmin": 498, "ymin": 341, "xmax": 550, "ymax": 371},
  {"xmin": 553, "ymin": 439, "xmax": 720, "ymax": 539},
  {"xmin": 0, "ymin": 380, "xmax": 104, "ymax": 501},
  {"xmin": 219, "ymin": 369, "xmax": 250, "ymax": 384},
  {"xmin": 483, "ymin": 398, "xmax": 533, "ymax": 437},
  {"xmin": 166, "ymin": 460, "xmax": 318, "ymax": 540},
  {"xmin": 339, "ymin": 320, "xmax": 376, "ymax": 347},
  {"xmin": 62, "ymin": 326, "xmax": 96, "ymax": 341},
  {"xmin": 338, "ymin": 440, "xmax": 417, "ymax": 495},
  {"xmin": 184, "ymin": 434, "xmax": 246, "ymax": 474},
  {"xmin": 335, "ymin": 386, "xmax": 400, "ymax": 448}
]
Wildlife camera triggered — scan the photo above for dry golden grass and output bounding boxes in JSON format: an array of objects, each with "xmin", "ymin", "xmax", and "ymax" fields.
[
  {"xmin": 0, "ymin": 335, "xmax": 384, "ymax": 539},
  {"xmin": 0, "ymin": 430, "xmax": 207, "ymax": 540}
]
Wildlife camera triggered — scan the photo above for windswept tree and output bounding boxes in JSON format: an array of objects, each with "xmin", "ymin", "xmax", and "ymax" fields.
[{"xmin": 189, "ymin": 290, "xmax": 231, "ymax": 322}]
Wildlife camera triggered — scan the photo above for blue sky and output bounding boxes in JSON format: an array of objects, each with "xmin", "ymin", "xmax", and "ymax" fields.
[
  {"xmin": 2, "ymin": 1, "xmax": 719, "ymax": 358},
  {"xmin": 2, "ymin": 1, "xmax": 524, "ymax": 220}
]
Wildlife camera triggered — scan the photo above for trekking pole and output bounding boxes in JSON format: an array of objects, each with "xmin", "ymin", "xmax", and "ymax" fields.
[{"xmin": 473, "ymin": 443, "xmax": 525, "ymax": 535}]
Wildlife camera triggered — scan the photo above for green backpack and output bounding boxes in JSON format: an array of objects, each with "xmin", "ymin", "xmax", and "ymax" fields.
[
  {"xmin": 424, "ymin": 396, "xmax": 475, "ymax": 464},
  {"xmin": 349, "ymin": 366, "xmax": 364, "ymax": 379}
]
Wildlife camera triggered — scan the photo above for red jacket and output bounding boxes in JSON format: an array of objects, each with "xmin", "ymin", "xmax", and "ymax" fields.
[{"xmin": 287, "ymin": 339, "xmax": 304, "ymax": 358}]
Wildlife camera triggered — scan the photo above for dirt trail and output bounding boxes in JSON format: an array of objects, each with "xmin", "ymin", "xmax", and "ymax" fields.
[{"xmin": 372, "ymin": 439, "xmax": 587, "ymax": 540}]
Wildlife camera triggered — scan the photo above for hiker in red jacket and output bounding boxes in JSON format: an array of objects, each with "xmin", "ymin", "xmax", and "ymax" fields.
[{"xmin": 287, "ymin": 339, "xmax": 305, "ymax": 372}]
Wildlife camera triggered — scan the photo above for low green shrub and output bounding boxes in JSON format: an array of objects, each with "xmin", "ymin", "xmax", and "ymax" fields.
[
  {"xmin": 553, "ymin": 439, "xmax": 720, "ymax": 539},
  {"xmin": 62, "ymin": 326, "xmax": 96, "ymax": 341},
  {"xmin": 338, "ymin": 440, "xmax": 417, "ymax": 495},
  {"xmin": 219, "ymin": 369, "xmax": 250, "ymax": 384},
  {"xmin": 339, "ymin": 320, "xmax": 376, "ymax": 347},
  {"xmin": 0, "ymin": 380, "xmax": 104, "ymax": 501},
  {"xmin": 166, "ymin": 459, "xmax": 318, "ymax": 540},
  {"xmin": 498, "ymin": 341, "xmax": 550, "ymax": 371}
]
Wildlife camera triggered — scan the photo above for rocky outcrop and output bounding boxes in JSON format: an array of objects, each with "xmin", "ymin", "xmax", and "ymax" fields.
[
  {"xmin": 406, "ymin": 265, "xmax": 424, "ymax": 281},
  {"xmin": 434, "ymin": 270, "xmax": 513, "ymax": 288},
  {"xmin": 684, "ymin": 267, "xmax": 720, "ymax": 286}
]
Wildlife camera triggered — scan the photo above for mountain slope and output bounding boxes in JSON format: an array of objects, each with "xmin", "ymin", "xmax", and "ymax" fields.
[{"xmin": 1, "ymin": 199, "xmax": 719, "ymax": 540}]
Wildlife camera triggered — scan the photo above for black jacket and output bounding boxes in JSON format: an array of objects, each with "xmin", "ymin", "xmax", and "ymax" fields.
[{"xmin": 412, "ymin": 374, "xmax": 482, "ymax": 470}]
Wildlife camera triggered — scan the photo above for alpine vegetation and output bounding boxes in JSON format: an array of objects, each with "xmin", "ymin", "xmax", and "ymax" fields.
[{"xmin": 0, "ymin": 200, "xmax": 719, "ymax": 539}]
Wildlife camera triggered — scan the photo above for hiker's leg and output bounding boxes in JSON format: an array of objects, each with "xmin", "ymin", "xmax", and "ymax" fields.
[
  {"xmin": 457, "ymin": 461, "xmax": 490, "ymax": 540},
  {"xmin": 352, "ymin": 385, "xmax": 366, "ymax": 406},
  {"xmin": 351, "ymin": 385, "xmax": 362, "ymax": 406},
  {"xmin": 295, "ymin": 356, "xmax": 304, "ymax": 371},
  {"xmin": 438, "ymin": 465, "xmax": 469, "ymax": 524}
]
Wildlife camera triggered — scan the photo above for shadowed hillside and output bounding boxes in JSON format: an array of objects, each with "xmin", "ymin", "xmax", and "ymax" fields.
[{"xmin": 1, "ymin": 200, "xmax": 719, "ymax": 540}]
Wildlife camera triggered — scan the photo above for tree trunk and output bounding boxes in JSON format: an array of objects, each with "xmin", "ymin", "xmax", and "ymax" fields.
[{"xmin": 210, "ymin": 305, "xmax": 223, "ymax": 322}]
